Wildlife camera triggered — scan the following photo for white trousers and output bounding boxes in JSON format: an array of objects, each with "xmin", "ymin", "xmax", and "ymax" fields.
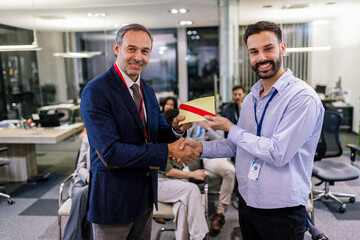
[
  {"xmin": 158, "ymin": 178, "xmax": 209, "ymax": 240},
  {"xmin": 203, "ymin": 158, "xmax": 235, "ymax": 212}
]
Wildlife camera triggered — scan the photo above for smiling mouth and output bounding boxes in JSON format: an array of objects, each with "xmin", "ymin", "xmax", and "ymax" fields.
[{"xmin": 257, "ymin": 62, "xmax": 272, "ymax": 71}]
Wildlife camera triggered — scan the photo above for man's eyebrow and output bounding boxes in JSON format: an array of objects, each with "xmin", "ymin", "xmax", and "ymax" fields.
[
  {"xmin": 264, "ymin": 43, "xmax": 274, "ymax": 48},
  {"xmin": 126, "ymin": 45, "xmax": 150, "ymax": 51},
  {"xmin": 248, "ymin": 43, "xmax": 274, "ymax": 52}
]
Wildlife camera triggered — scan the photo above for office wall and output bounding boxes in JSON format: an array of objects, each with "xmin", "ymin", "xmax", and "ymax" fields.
[
  {"xmin": 310, "ymin": 10, "xmax": 360, "ymax": 133},
  {"xmin": 36, "ymin": 32, "xmax": 68, "ymax": 104}
]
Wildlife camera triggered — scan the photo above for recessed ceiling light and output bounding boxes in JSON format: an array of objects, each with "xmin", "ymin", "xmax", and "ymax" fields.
[
  {"xmin": 282, "ymin": 3, "xmax": 310, "ymax": 9},
  {"xmin": 180, "ymin": 20, "xmax": 192, "ymax": 26},
  {"xmin": 262, "ymin": 5, "xmax": 272, "ymax": 8},
  {"xmin": 179, "ymin": 8, "xmax": 188, "ymax": 13},
  {"xmin": 170, "ymin": 9, "xmax": 178, "ymax": 14},
  {"xmin": 88, "ymin": 12, "xmax": 107, "ymax": 17},
  {"xmin": 325, "ymin": 2, "xmax": 336, "ymax": 5},
  {"xmin": 170, "ymin": 8, "xmax": 188, "ymax": 14}
]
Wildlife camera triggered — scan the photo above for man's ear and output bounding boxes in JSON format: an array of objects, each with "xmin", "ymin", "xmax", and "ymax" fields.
[
  {"xmin": 113, "ymin": 42, "xmax": 120, "ymax": 56},
  {"xmin": 280, "ymin": 42, "xmax": 286, "ymax": 56}
]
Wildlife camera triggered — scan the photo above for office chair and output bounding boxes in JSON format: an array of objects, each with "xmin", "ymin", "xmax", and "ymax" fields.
[
  {"xmin": 58, "ymin": 173, "xmax": 73, "ymax": 239},
  {"xmin": 57, "ymin": 150, "xmax": 81, "ymax": 239},
  {"xmin": 153, "ymin": 179, "xmax": 208, "ymax": 240},
  {"xmin": 0, "ymin": 147, "xmax": 15, "ymax": 204},
  {"xmin": 312, "ymin": 111, "xmax": 360, "ymax": 213}
]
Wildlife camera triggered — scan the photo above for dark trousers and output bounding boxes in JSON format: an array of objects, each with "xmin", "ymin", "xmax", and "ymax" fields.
[{"xmin": 238, "ymin": 195, "xmax": 306, "ymax": 240}]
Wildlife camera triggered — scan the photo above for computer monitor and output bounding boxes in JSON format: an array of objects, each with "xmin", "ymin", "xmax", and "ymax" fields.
[{"xmin": 32, "ymin": 113, "xmax": 60, "ymax": 127}]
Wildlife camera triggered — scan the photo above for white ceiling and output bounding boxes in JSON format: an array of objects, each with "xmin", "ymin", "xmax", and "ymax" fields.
[{"xmin": 0, "ymin": 0, "xmax": 357, "ymax": 32}]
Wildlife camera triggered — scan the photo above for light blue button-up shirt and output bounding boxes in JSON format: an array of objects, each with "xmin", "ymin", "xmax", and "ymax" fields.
[{"xmin": 202, "ymin": 69, "xmax": 324, "ymax": 209}]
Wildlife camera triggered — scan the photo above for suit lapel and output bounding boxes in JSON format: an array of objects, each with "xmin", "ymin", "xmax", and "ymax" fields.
[
  {"xmin": 109, "ymin": 67, "xmax": 145, "ymax": 136},
  {"xmin": 141, "ymin": 80, "xmax": 154, "ymax": 140}
]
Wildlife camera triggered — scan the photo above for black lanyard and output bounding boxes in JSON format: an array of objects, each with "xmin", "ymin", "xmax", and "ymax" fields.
[{"xmin": 254, "ymin": 89, "xmax": 278, "ymax": 136}]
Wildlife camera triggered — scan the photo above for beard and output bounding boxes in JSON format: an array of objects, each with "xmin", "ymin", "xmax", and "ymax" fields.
[{"xmin": 251, "ymin": 51, "xmax": 282, "ymax": 79}]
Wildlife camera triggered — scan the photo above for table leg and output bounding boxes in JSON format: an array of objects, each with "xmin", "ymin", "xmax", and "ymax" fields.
[{"xmin": 0, "ymin": 144, "xmax": 38, "ymax": 182}]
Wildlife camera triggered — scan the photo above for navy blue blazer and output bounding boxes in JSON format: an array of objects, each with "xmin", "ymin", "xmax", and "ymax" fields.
[{"xmin": 80, "ymin": 66, "xmax": 179, "ymax": 224}]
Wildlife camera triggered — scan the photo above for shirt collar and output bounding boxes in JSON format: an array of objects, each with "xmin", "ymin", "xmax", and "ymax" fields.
[
  {"xmin": 115, "ymin": 61, "xmax": 141, "ymax": 88},
  {"xmin": 251, "ymin": 68, "xmax": 292, "ymax": 99}
]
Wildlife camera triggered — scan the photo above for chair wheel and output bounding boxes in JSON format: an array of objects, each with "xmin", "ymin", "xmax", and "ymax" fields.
[
  {"xmin": 7, "ymin": 199, "xmax": 15, "ymax": 205},
  {"xmin": 339, "ymin": 206, "xmax": 346, "ymax": 213},
  {"xmin": 349, "ymin": 197, "xmax": 355, "ymax": 203}
]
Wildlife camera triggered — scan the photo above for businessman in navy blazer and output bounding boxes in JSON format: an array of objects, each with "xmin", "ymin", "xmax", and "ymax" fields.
[{"xmin": 80, "ymin": 24, "xmax": 198, "ymax": 240}]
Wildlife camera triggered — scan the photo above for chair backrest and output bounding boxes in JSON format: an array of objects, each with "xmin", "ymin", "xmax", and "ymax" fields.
[{"xmin": 315, "ymin": 111, "xmax": 343, "ymax": 160}]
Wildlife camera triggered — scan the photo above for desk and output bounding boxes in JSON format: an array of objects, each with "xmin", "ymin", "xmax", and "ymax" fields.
[{"xmin": 0, "ymin": 123, "xmax": 84, "ymax": 182}]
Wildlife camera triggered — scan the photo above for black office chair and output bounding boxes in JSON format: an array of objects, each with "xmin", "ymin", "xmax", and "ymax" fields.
[
  {"xmin": 312, "ymin": 111, "xmax": 359, "ymax": 213},
  {"xmin": 0, "ymin": 147, "xmax": 15, "ymax": 204}
]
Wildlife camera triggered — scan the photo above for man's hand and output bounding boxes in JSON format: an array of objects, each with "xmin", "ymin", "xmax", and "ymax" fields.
[
  {"xmin": 190, "ymin": 169, "xmax": 206, "ymax": 181},
  {"xmin": 168, "ymin": 138, "xmax": 200, "ymax": 164},
  {"xmin": 196, "ymin": 120, "xmax": 210, "ymax": 131},
  {"xmin": 173, "ymin": 115, "xmax": 193, "ymax": 133},
  {"xmin": 179, "ymin": 139, "xmax": 203, "ymax": 156},
  {"xmin": 204, "ymin": 115, "xmax": 234, "ymax": 132}
]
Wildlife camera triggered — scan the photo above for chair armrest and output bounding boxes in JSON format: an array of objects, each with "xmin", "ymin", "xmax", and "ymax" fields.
[
  {"xmin": 59, "ymin": 174, "xmax": 73, "ymax": 208},
  {"xmin": 346, "ymin": 144, "xmax": 360, "ymax": 165}
]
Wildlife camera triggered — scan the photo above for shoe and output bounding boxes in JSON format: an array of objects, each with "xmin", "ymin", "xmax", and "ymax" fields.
[
  {"xmin": 154, "ymin": 217, "xmax": 165, "ymax": 224},
  {"xmin": 211, "ymin": 212, "xmax": 225, "ymax": 233}
]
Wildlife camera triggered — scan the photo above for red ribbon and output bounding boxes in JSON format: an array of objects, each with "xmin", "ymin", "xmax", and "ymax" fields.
[{"xmin": 179, "ymin": 104, "xmax": 216, "ymax": 117}]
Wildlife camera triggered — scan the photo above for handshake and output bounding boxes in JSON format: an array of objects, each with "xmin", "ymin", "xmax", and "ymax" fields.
[{"xmin": 168, "ymin": 138, "xmax": 203, "ymax": 164}]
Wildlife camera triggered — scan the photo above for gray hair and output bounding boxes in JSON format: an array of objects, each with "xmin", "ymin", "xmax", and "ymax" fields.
[{"xmin": 115, "ymin": 23, "xmax": 153, "ymax": 49}]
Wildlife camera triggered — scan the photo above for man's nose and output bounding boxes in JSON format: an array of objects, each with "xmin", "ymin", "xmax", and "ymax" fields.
[
  {"xmin": 257, "ymin": 51, "xmax": 267, "ymax": 62},
  {"xmin": 133, "ymin": 50, "xmax": 142, "ymax": 61}
]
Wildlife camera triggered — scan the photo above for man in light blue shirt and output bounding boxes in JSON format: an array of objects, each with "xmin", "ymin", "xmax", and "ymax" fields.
[{"xmin": 182, "ymin": 21, "xmax": 324, "ymax": 240}]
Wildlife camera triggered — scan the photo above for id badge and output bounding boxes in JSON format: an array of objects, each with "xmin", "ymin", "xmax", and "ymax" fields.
[{"xmin": 248, "ymin": 159, "xmax": 261, "ymax": 181}]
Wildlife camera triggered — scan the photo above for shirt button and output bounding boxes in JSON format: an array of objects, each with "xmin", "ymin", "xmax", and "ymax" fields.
[
  {"xmin": 146, "ymin": 172, "xmax": 150, "ymax": 177},
  {"xmin": 254, "ymin": 126, "xmax": 257, "ymax": 129},
  {"xmin": 257, "ymin": 110, "xmax": 261, "ymax": 112}
]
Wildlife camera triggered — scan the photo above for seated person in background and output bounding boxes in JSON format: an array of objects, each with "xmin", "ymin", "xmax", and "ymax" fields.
[
  {"xmin": 157, "ymin": 109, "xmax": 209, "ymax": 240},
  {"xmin": 187, "ymin": 120, "xmax": 235, "ymax": 234},
  {"xmin": 221, "ymin": 85, "xmax": 246, "ymax": 127},
  {"xmin": 78, "ymin": 127, "xmax": 87, "ymax": 141},
  {"xmin": 161, "ymin": 96, "xmax": 178, "ymax": 112},
  {"xmin": 63, "ymin": 134, "xmax": 92, "ymax": 240}
]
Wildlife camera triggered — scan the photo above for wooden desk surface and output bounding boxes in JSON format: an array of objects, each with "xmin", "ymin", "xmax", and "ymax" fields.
[{"xmin": 0, "ymin": 122, "xmax": 84, "ymax": 144}]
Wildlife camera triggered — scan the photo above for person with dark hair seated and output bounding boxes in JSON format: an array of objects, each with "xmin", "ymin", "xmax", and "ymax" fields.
[{"xmin": 161, "ymin": 96, "xmax": 178, "ymax": 112}]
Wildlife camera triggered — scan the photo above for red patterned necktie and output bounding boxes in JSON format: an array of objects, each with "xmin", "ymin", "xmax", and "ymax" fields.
[{"xmin": 130, "ymin": 84, "xmax": 146, "ymax": 127}]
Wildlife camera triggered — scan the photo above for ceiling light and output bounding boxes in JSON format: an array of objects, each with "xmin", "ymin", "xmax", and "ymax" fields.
[
  {"xmin": 170, "ymin": 8, "xmax": 188, "ymax": 14},
  {"xmin": 179, "ymin": 20, "xmax": 193, "ymax": 25},
  {"xmin": 282, "ymin": 3, "xmax": 310, "ymax": 9},
  {"xmin": 170, "ymin": 9, "xmax": 178, "ymax": 14},
  {"xmin": 54, "ymin": 32, "xmax": 103, "ymax": 58},
  {"xmin": 262, "ymin": 5, "xmax": 272, "ymax": 8},
  {"xmin": 0, "ymin": 42, "xmax": 42, "ymax": 52},
  {"xmin": 88, "ymin": 12, "xmax": 107, "ymax": 17},
  {"xmin": 0, "ymin": 0, "xmax": 42, "ymax": 52},
  {"xmin": 179, "ymin": 8, "xmax": 188, "ymax": 13},
  {"xmin": 53, "ymin": 51, "xmax": 103, "ymax": 58}
]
